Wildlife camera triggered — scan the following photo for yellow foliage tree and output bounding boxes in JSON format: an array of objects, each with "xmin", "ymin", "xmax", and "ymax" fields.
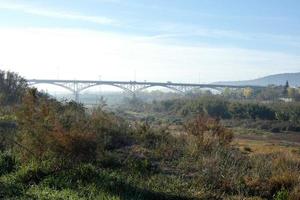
[{"xmin": 243, "ymin": 87, "xmax": 253, "ymax": 99}]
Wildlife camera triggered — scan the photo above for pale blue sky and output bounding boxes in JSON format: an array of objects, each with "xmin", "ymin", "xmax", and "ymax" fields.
[{"xmin": 0, "ymin": 0, "xmax": 300, "ymax": 83}]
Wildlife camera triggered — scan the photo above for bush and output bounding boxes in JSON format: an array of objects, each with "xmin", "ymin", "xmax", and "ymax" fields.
[
  {"xmin": 185, "ymin": 116, "xmax": 233, "ymax": 152},
  {"xmin": 16, "ymin": 90, "xmax": 99, "ymax": 167},
  {"xmin": 242, "ymin": 152, "xmax": 300, "ymax": 198},
  {"xmin": 273, "ymin": 188, "xmax": 289, "ymax": 200},
  {"xmin": 229, "ymin": 102, "xmax": 275, "ymax": 120},
  {"xmin": 125, "ymin": 156, "xmax": 152, "ymax": 174},
  {"xmin": 196, "ymin": 147, "xmax": 250, "ymax": 195},
  {"xmin": 0, "ymin": 175, "xmax": 24, "ymax": 198},
  {"xmin": 90, "ymin": 107, "xmax": 132, "ymax": 151},
  {"xmin": 0, "ymin": 151, "xmax": 16, "ymax": 176},
  {"xmin": 48, "ymin": 130, "xmax": 97, "ymax": 166},
  {"xmin": 269, "ymin": 172, "xmax": 298, "ymax": 195},
  {"xmin": 289, "ymin": 185, "xmax": 300, "ymax": 200},
  {"xmin": 14, "ymin": 161, "xmax": 48, "ymax": 185},
  {"xmin": 243, "ymin": 147, "xmax": 252, "ymax": 152},
  {"xmin": 0, "ymin": 70, "xmax": 28, "ymax": 106},
  {"xmin": 203, "ymin": 98, "xmax": 230, "ymax": 119}
]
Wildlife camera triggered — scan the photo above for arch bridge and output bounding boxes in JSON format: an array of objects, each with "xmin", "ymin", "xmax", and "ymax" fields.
[{"xmin": 27, "ymin": 79, "xmax": 263, "ymax": 101}]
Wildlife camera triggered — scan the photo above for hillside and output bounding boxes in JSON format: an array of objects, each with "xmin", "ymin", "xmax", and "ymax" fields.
[{"xmin": 214, "ymin": 72, "xmax": 300, "ymax": 86}]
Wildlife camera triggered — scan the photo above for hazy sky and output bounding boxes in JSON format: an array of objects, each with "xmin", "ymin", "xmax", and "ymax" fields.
[{"xmin": 0, "ymin": 0, "xmax": 300, "ymax": 83}]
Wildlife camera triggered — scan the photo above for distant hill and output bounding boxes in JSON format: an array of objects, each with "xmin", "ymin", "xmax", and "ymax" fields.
[{"xmin": 214, "ymin": 72, "xmax": 300, "ymax": 87}]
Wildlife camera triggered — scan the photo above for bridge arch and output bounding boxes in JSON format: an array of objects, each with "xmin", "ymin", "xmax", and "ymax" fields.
[
  {"xmin": 135, "ymin": 85, "xmax": 185, "ymax": 94},
  {"xmin": 187, "ymin": 86, "xmax": 223, "ymax": 93},
  {"xmin": 78, "ymin": 83, "xmax": 135, "ymax": 95},
  {"xmin": 28, "ymin": 82, "xmax": 75, "ymax": 93}
]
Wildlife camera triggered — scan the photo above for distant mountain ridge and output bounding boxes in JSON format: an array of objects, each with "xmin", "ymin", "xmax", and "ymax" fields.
[{"xmin": 214, "ymin": 72, "xmax": 300, "ymax": 87}]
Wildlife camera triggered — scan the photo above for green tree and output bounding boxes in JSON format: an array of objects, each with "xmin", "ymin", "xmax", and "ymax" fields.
[
  {"xmin": 0, "ymin": 70, "xmax": 28, "ymax": 106},
  {"xmin": 257, "ymin": 86, "xmax": 281, "ymax": 101},
  {"xmin": 222, "ymin": 87, "xmax": 231, "ymax": 98},
  {"xmin": 283, "ymin": 80, "xmax": 289, "ymax": 97},
  {"xmin": 16, "ymin": 89, "xmax": 98, "ymax": 167},
  {"xmin": 288, "ymin": 87, "xmax": 296, "ymax": 99}
]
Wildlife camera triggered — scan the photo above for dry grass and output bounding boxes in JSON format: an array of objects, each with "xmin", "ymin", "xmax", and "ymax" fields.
[{"xmin": 234, "ymin": 137, "xmax": 300, "ymax": 156}]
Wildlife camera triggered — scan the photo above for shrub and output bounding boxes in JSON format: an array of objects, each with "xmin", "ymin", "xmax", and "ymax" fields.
[
  {"xmin": 243, "ymin": 152, "xmax": 300, "ymax": 198},
  {"xmin": 65, "ymin": 164, "xmax": 99, "ymax": 184},
  {"xmin": 90, "ymin": 107, "xmax": 132, "ymax": 151},
  {"xmin": 228, "ymin": 102, "xmax": 249, "ymax": 119},
  {"xmin": 289, "ymin": 185, "xmax": 300, "ymax": 200},
  {"xmin": 243, "ymin": 147, "xmax": 252, "ymax": 152},
  {"xmin": 0, "ymin": 70, "xmax": 28, "ymax": 106},
  {"xmin": 197, "ymin": 147, "xmax": 250, "ymax": 195},
  {"xmin": 185, "ymin": 116, "xmax": 233, "ymax": 152},
  {"xmin": 14, "ymin": 161, "xmax": 48, "ymax": 185},
  {"xmin": 133, "ymin": 122, "xmax": 163, "ymax": 149},
  {"xmin": 273, "ymin": 188, "xmax": 289, "ymax": 200},
  {"xmin": 203, "ymin": 98, "xmax": 230, "ymax": 119},
  {"xmin": 0, "ymin": 175, "xmax": 24, "ymax": 198},
  {"xmin": 0, "ymin": 117, "xmax": 17, "ymax": 151},
  {"xmin": 0, "ymin": 151, "xmax": 16, "ymax": 176},
  {"xmin": 49, "ymin": 130, "xmax": 97, "ymax": 167},
  {"xmin": 270, "ymin": 172, "xmax": 298, "ymax": 193},
  {"xmin": 16, "ymin": 90, "xmax": 99, "ymax": 167},
  {"xmin": 125, "ymin": 156, "xmax": 152, "ymax": 174}
]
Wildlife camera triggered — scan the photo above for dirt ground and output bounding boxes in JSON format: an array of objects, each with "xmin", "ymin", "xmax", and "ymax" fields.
[{"xmin": 234, "ymin": 132, "xmax": 300, "ymax": 155}]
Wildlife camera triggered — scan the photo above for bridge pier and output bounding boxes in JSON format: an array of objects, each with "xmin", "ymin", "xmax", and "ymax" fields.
[
  {"xmin": 73, "ymin": 81, "xmax": 80, "ymax": 102},
  {"xmin": 74, "ymin": 91, "xmax": 79, "ymax": 102}
]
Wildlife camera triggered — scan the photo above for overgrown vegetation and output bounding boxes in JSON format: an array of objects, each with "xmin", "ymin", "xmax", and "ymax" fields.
[
  {"xmin": 1, "ymin": 70, "xmax": 300, "ymax": 200},
  {"xmin": 127, "ymin": 95, "xmax": 300, "ymax": 133}
]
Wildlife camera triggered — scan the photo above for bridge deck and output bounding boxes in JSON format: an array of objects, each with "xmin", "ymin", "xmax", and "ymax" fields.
[
  {"xmin": 27, "ymin": 79, "xmax": 264, "ymax": 101},
  {"xmin": 28, "ymin": 79, "xmax": 264, "ymax": 89}
]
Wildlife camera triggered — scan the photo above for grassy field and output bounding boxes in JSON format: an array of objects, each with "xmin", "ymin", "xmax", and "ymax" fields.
[
  {"xmin": 2, "ymin": 112, "xmax": 300, "ymax": 200},
  {"xmin": 232, "ymin": 128, "xmax": 300, "ymax": 155}
]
